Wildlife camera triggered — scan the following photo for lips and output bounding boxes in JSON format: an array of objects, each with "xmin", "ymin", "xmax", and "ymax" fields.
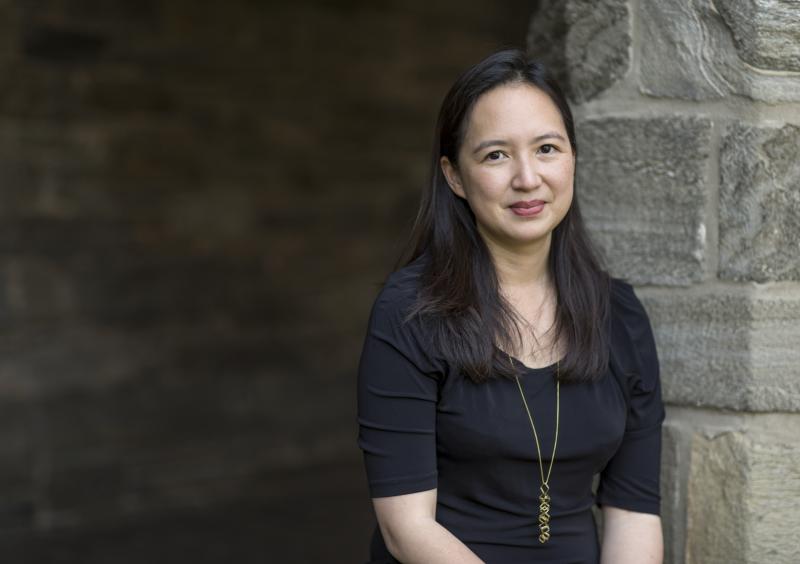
[
  {"xmin": 510, "ymin": 200, "xmax": 546, "ymax": 209},
  {"xmin": 509, "ymin": 200, "xmax": 546, "ymax": 217}
]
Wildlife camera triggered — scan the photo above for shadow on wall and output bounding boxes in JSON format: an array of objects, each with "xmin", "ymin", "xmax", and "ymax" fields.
[{"xmin": 0, "ymin": 1, "xmax": 533, "ymax": 562}]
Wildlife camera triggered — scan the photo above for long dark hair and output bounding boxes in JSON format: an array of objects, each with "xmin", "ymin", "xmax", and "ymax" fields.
[{"xmin": 403, "ymin": 49, "xmax": 610, "ymax": 384}]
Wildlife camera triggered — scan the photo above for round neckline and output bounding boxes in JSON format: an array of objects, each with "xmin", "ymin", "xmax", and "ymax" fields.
[{"xmin": 508, "ymin": 354, "xmax": 562, "ymax": 374}]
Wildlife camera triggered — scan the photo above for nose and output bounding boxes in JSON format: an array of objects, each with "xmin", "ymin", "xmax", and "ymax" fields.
[{"xmin": 511, "ymin": 156, "xmax": 541, "ymax": 190}]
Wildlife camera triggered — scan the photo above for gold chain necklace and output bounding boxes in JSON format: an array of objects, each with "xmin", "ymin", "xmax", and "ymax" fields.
[{"xmin": 512, "ymin": 357, "xmax": 560, "ymax": 544}]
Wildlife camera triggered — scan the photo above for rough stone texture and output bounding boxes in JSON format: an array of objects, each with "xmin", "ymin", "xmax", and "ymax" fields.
[
  {"xmin": 660, "ymin": 420, "xmax": 686, "ymax": 564},
  {"xmin": 719, "ymin": 123, "xmax": 800, "ymax": 282},
  {"xmin": 527, "ymin": 0, "xmax": 570, "ymax": 94},
  {"xmin": 685, "ymin": 432, "xmax": 749, "ymax": 564},
  {"xmin": 528, "ymin": 0, "xmax": 630, "ymax": 102},
  {"xmin": 715, "ymin": 0, "xmax": 800, "ymax": 72},
  {"xmin": 576, "ymin": 116, "xmax": 713, "ymax": 286},
  {"xmin": 686, "ymin": 429, "xmax": 800, "ymax": 564},
  {"xmin": 565, "ymin": 0, "xmax": 630, "ymax": 102},
  {"xmin": 640, "ymin": 286, "xmax": 800, "ymax": 412},
  {"xmin": 640, "ymin": 0, "xmax": 800, "ymax": 103}
]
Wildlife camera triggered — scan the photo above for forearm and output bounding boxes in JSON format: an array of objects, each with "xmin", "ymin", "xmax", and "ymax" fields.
[
  {"xmin": 600, "ymin": 506, "xmax": 663, "ymax": 564},
  {"xmin": 381, "ymin": 518, "xmax": 484, "ymax": 564}
]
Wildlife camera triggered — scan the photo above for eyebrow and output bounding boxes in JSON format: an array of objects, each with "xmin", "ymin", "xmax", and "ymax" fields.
[{"xmin": 471, "ymin": 131, "xmax": 567, "ymax": 154}]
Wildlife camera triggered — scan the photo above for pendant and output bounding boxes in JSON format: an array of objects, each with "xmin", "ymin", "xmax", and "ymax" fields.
[{"xmin": 538, "ymin": 483, "xmax": 551, "ymax": 543}]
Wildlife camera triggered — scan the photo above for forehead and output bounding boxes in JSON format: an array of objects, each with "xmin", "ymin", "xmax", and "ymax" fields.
[{"xmin": 463, "ymin": 83, "xmax": 566, "ymax": 140}]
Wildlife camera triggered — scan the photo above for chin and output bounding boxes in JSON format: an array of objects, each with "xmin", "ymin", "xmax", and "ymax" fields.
[{"xmin": 504, "ymin": 231, "xmax": 553, "ymax": 248}]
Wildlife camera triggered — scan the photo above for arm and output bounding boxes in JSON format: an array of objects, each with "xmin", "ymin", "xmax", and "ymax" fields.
[
  {"xmin": 373, "ymin": 489, "xmax": 484, "ymax": 564},
  {"xmin": 359, "ymin": 287, "xmax": 481, "ymax": 563},
  {"xmin": 599, "ymin": 282, "xmax": 666, "ymax": 564},
  {"xmin": 600, "ymin": 505, "xmax": 663, "ymax": 564}
]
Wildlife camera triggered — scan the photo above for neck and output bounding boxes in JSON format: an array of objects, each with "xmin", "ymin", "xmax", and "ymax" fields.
[{"xmin": 481, "ymin": 230, "xmax": 553, "ymax": 291}]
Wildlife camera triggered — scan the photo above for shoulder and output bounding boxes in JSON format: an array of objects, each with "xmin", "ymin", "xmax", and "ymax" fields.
[
  {"xmin": 607, "ymin": 277, "xmax": 660, "ymax": 389},
  {"xmin": 609, "ymin": 277, "xmax": 655, "ymax": 343},
  {"xmin": 364, "ymin": 256, "xmax": 441, "ymax": 373},
  {"xmin": 372, "ymin": 256, "xmax": 426, "ymax": 320},
  {"xmin": 609, "ymin": 278, "xmax": 647, "ymax": 319},
  {"xmin": 366, "ymin": 256, "xmax": 431, "ymax": 348}
]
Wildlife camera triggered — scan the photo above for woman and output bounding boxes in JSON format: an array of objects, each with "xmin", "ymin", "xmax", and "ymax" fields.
[{"xmin": 357, "ymin": 49, "xmax": 664, "ymax": 563}]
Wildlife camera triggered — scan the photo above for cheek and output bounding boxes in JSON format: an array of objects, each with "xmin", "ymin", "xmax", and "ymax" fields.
[
  {"xmin": 462, "ymin": 169, "xmax": 504, "ymax": 201},
  {"xmin": 561, "ymin": 180, "xmax": 575, "ymax": 208},
  {"xmin": 557, "ymin": 159, "xmax": 575, "ymax": 182},
  {"xmin": 553, "ymin": 162, "xmax": 575, "ymax": 211},
  {"xmin": 556, "ymin": 162, "xmax": 575, "ymax": 194},
  {"xmin": 564, "ymin": 185, "xmax": 575, "ymax": 211}
]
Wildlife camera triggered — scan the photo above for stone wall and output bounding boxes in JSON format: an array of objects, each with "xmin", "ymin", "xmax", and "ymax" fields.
[{"xmin": 529, "ymin": 1, "xmax": 800, "ymax": 562}]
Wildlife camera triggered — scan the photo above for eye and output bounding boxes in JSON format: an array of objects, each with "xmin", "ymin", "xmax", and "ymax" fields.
[
  {"xmin": 484, "ymin": 150, "xmax": 506, "ymax": 162},
  {"xmin": 539, "ymin": 144, "xmax": 557, "ymax": 155}
]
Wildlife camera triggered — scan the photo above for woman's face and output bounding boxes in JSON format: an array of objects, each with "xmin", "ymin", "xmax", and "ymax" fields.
[{"xmin": 441, "ymin": 83, "xmax": 575, "ymax": 254}]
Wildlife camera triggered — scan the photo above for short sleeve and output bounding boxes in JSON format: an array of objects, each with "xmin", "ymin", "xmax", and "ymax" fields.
[
  {"xmin": 596, "ymin": 280, "xmax": 666, "ymax": 515},
  {"xmin": 357, "ymin": 275, "xmax": 441, "ymax": 498}
]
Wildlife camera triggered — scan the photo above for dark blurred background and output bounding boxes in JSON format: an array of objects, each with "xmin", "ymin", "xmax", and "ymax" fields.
[{"xmin": 0, "ymin": 1, "xmax": 533, "ymax": 562}]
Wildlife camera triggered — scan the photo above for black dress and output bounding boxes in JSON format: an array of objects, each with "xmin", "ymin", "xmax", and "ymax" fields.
[{"xmin": 357, "ymin": 259, "xmax": 664, "ymax": 564}]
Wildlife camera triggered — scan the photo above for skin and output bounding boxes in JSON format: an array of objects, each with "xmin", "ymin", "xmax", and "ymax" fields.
[
  {"xmin": 441, "ymin": 82, "xmax": 574, "ymax": 367},
  {"xmin": 374, "ymin": 82, "xmax": 663, "ymax": 564},
  {"xmin": 602, "ymin": 506, "xmax": 664, "ymax": 564},
  {"xmin": 442, "ymin": 83, "xmax": 575, "ymax": 267}
]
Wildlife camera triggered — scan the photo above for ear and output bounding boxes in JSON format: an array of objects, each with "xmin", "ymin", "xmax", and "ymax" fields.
[{"xmin": 440, "ymin": 156, "xmax": 466, "ymax": 199}]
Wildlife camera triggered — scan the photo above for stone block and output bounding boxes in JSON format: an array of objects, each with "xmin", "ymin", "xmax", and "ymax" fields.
[
  {"xmin": 686, "ymin": 428, "xmax": 800, "ymax": 564},
  {"xmin": 564, "ymin": 0, "xmax": 630, "ymax": 102},
  {"xmin": 527, "ymin": 0, "xmax": 570, "ymax": 94},
  {"xmin": 715, "ymin": 0, "xmax": 800, "ymax": 72},
  {"xmin": 640, "ymin": 0, "xmax": 800, "ymax": 103},
  {"xmin": 640, "ymin": 285, "xmax": 800, "ymax": 412},
  {"xmin": 661, "ymin": 418, "xmax": 691, "ymax": 564},
  {"xmin": 719, "ymin": 123, "xmax": 800, "ymax": 282},
  {"xmin": 576, "ymin": 116, "xmax": 712, "ymax": 286},
  {"xmin": 528, "ymin": 0, "xmax": 630, "ymax": 102},
  {"xmin": 660, "ymin": 421, "xmax": 685, "ymax": 564}
]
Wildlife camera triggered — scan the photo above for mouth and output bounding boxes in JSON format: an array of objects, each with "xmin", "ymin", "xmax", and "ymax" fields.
[
  {"xmin": 509, "ymin": 200, "xmax": 546, "ymax": 216},
  {"xmin": 511, "ymin": 200, "xmax": 546, "ymax": 209}
]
